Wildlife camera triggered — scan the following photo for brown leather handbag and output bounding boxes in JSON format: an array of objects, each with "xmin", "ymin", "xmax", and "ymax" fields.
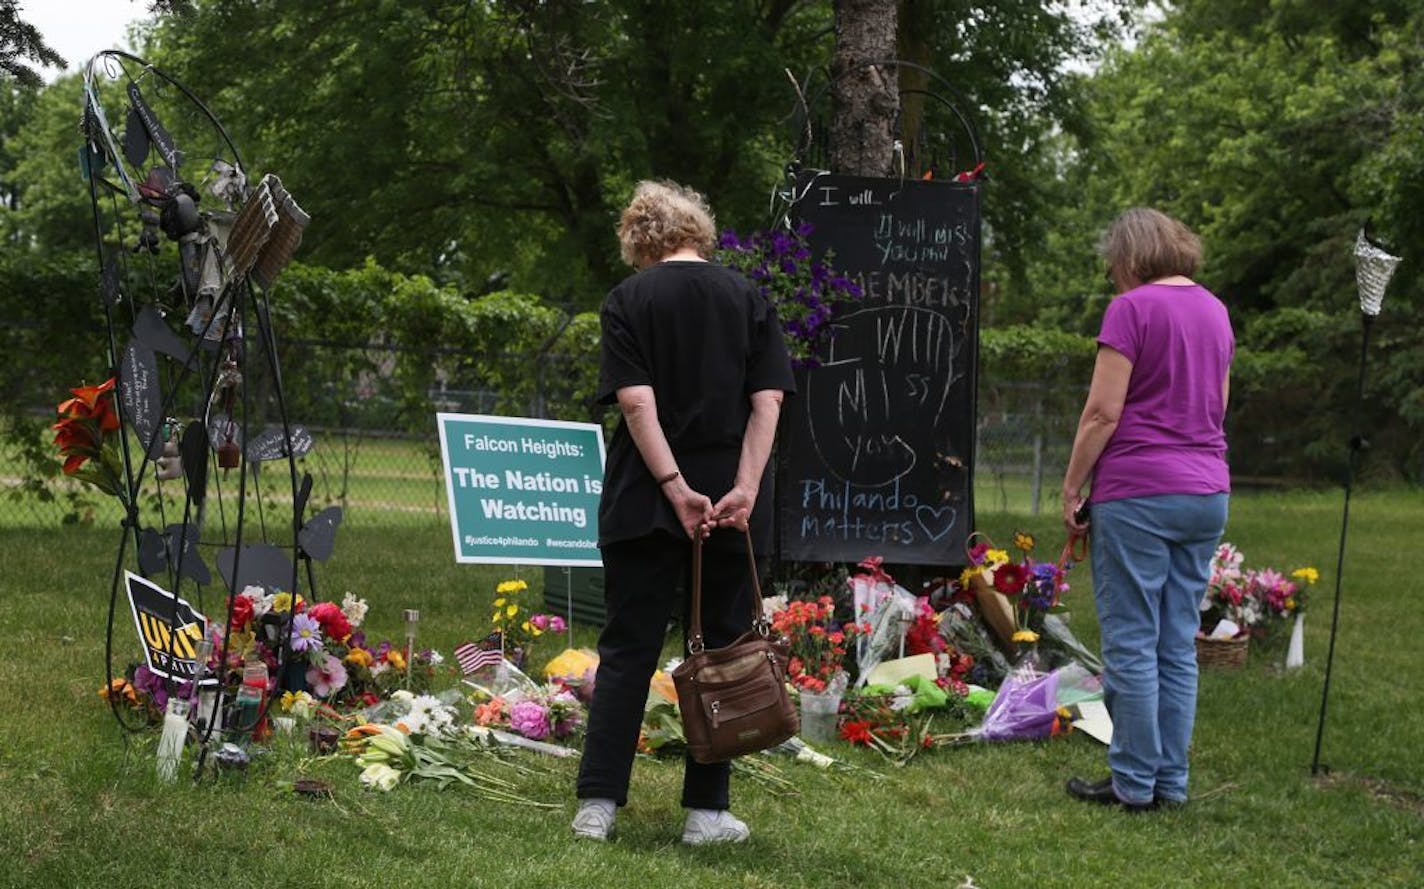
[{"xmin": 671, "ymin": 531, "xmax": 798, "ymax": 764}]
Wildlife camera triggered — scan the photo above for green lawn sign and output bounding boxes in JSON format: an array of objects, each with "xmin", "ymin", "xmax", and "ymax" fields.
[{"xmin": 436, "ymin": 413, "xmax": 605, "ymax": 567}]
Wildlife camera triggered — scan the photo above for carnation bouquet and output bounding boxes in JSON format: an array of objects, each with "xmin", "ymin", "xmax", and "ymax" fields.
[{"xmin": 768, "ymin": 595, "xmax": 867, "ymax": 692}]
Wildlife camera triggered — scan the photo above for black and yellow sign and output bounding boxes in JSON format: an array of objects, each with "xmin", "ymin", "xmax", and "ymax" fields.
[{"xmin": 124, "ymin": 570, "xmax": 212, "ymax": 685}]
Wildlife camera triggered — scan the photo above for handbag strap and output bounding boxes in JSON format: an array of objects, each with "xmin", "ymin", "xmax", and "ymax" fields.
[
  {"xmin": 687, "ymin": 528, "xmax": 767, "ymax": 655},
  {"xmin": 1059, "ymin": 530, "xmax": 1088, "ymax": 567}
]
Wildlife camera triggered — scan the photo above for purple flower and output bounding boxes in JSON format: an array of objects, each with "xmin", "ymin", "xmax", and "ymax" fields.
[
  {"xmin": 1026, "ymin": 562, "xmax": 1064, "ymax": 610},
  {"xmin": 510, "ymin": 700, "xmax": 551, "ymax": 740},
  {"xmin": 717, "ymin": 230, "xmax": 745, "ymax": 250},
  {"xmin": 133, "ymin": 664, "xmax": 168, "ymax": 711},
  {"xmin": 290, "ymin": 613, "xmax": 322, "ymax": 652},
  {"xmin": 795, "ymin": 221, "xmax": 815, "ymax": 238}
]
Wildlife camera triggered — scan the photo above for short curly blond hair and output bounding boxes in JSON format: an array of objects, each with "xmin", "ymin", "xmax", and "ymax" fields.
[
  {"xmin": 617, "ymin": 180, "xmax": 716, "ymax": 269},
  {"xmin": 1100, "ymin": 208, "xmax": 1202, "ymax": 287}
]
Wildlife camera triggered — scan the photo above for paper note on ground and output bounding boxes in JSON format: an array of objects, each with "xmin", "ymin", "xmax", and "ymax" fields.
[
  {"xmin": 1073, "ymin": 699, "xmax": 1113, "ymax": 745},
  {"xmin": 865, "ymin": 653, "xmax": 937, "ymax": 686}
]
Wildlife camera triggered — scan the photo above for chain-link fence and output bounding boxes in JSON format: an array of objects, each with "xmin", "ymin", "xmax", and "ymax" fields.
[{"xmin": 2, "ymin": 337, "xmax": 1082, "ymax": 528}]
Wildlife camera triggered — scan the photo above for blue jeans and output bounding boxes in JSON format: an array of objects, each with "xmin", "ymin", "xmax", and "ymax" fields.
[{"xmin": 1090, "ymin": 493, "xmax": 1228, "ymax": 804}]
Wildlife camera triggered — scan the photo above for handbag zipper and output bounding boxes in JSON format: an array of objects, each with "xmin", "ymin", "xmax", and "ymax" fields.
[{"xmin": 711, "ymin": 700, "xmax": 720, "ymax": 729}]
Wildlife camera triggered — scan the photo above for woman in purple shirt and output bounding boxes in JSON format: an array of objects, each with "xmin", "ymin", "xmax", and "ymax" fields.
[{"xmin": 1061, "ymin": 208, "xmax": 1233, "ymax": 811}]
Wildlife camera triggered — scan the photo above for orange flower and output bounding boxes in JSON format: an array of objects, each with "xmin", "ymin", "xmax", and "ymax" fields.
[
  {"xmin": 474, "ymin": 696, "xmax": 507, "ymax": 726},
  {"xmin": 57, "ymin": 378, "xmax": 116, "ymax": 416},
  {"xmin": 99, "ymin": 678, "xmax": 138, "ymax": 706}
]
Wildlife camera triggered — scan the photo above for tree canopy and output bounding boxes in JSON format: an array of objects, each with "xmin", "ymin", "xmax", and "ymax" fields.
[{"xmin": 2, "ymin": 1, "xmax": 1420, "ymax": 481}]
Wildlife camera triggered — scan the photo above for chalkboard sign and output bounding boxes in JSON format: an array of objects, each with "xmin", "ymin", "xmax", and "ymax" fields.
[{"xmin": 777, "ymin": 172, "xmax": 980, "ymax": 565}]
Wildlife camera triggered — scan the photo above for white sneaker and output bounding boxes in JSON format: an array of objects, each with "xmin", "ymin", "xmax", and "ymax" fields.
[
  {"xmin": 572, "ymin": 799, "xmax": 616, "ymax": 841},
  {"xmin": 681, "ymin": 808, "xmax": 750, "ymax": 845}
]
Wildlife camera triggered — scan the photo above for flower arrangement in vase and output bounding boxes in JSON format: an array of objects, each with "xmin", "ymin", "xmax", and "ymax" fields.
[{"xmin": 768, "ymin": 595, "xmax": 867, "ymax": 693}]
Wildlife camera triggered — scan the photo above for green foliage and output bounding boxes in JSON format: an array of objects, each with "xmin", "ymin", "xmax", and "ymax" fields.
[
  {"xmin": 132, "ymin": 1, "xmax": 841, "ymax": 301},
  {"xmin": 270, "ymin": 259, "xmax": 601, "ymax": 431},
  {"xmin": 979, "ymin": 324, "xmax": 1096, "ymax": 381},
  {"xmin": 1010, "ymin": 0, "xmax": 1424, "ymax": 482},
  {"xmin": 0, "ymin": 0, "xmax": 66, "ymax": 88}
]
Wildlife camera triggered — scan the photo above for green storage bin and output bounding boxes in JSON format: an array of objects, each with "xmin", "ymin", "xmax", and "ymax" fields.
[{"xmin": 542, "ymin": 565, "xmax": 606, "ymax": 627}]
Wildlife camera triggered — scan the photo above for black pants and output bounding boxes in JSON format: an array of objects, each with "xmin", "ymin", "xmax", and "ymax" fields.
[{"xmin": 576, "ymin": 531, "xmax": 756, "ymax": 809}]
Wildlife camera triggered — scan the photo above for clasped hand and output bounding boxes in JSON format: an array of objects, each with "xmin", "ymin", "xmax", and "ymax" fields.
[{"xmin": 668, "ymin": 481, "xmax": 755, "ymax": 539}]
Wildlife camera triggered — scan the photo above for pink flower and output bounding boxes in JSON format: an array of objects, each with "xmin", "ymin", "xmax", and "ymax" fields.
[
  {"xmin": 509, "ymin": 700, "xmax": 551, "ymax": 740},
  {"xmin": 548, "ymin": 615, "xmax": 567, "ymax": 634},
  {"xmin": 306, "ymin": 653, "xmax": 348, "ymax": 697}
]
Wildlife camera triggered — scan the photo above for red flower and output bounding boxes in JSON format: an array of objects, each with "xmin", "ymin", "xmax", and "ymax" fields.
[
  {"xmin": 308, "ymin": 601, "xmax": 352, "ymax": 643},
  {"xmin": 992, "ymin": 562, "xmax": 1029, "ymax": 596},
  {"xmin": 227, "ymin": 594, "xmax": 254, "ymax": 631},
  {"xmin": 792, "ymin": 672, "xmax": 826, "ymax": 692},
  {"xmin": 840, "ymin": 720, "xmax": 875, "ymax": 746}
]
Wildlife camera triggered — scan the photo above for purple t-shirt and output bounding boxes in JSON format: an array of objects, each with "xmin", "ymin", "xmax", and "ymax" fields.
[{"xmin": 1091, "ymin": 282, "xmax": 1234, "ymax": 504}]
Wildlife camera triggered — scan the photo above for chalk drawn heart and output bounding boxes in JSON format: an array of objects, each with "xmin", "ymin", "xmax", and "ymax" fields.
[{"xmin": 915, "ymin": 504, "xmax": 956, "ymax": 542}]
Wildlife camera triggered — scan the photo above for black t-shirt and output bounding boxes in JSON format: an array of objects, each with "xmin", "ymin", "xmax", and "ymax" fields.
[{"xmin": 596, "ymin": 261, "xmax": 796, "ymax": 551}]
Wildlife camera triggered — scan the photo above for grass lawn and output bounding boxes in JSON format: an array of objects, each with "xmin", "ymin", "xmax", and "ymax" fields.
[{"xmin": 0, "ymin": 489, "xmax": 1419, "ymax": 888}]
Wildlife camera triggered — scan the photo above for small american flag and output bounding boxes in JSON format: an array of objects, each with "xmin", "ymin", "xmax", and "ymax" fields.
[{"xmin": 454, "ymin": 631, "xmax": 504, "ymax": 675}]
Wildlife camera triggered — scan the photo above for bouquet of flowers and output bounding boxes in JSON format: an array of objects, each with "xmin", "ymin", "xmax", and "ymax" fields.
[
  {"xmin": 961, "ymin": 531, "xmax": 1071, "ymax": 647},
  {"xmin": 1202, "ymin": 543, "xmax": 1317, "ymax": 640},
  {"xmin": 768, "ymin": 595, "xmax": 868, "ymax": 692},
  {"xmin": 1201, "ymin": 543, "xmax": 1254, "ymax": 634},
  {"xmin": 98, "ymin": 670, "xmax": 166, "ymax": 724},
  {"xmin": 471, "ymin": 685, "xmax": 583, "ymax": 742},
  {"xmin": 52, "ymin": 377, "xmax": 127, "ymax": 501},
  {"xmin": 716, "ymin": 222, "xmax": 863, "ymax": 368},
  {"xmin": 1249, "ymin": 566, "xmax": 1317, "ymax": 621},
  {"xmin": 216, "ymin": 586, "xmax": 442, "ymax": 709},
  {"xmin": 341, "ymin": 698, "xmax": 556, "ymax": 804},
  {"xmin": 490, "ymin": 579, "xmax": 566, "ymax": 666}
]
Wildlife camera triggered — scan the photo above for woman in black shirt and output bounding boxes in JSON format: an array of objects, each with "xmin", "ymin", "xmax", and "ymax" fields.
[{"xmin": 572, "ymin": 181, "xmax": 795, "ymax": 844}]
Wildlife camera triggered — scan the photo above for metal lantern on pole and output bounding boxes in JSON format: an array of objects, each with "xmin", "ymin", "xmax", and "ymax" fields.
[
  {"xmin": 1311, "ymin": 229, "xmax": 1401, "ymax": 776},
  {"xmin": 404, "ymin": 608, "xmax": 420, "ymax": 689}
]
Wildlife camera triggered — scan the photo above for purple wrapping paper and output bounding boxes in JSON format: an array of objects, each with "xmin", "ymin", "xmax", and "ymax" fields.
[{"xmin": 977, "ymin": 668, "xmax": 1062, "ymax": 741}]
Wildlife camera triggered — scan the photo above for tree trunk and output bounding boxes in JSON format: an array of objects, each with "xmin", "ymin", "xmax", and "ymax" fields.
[
  {"xmin": 829, "ymin": 0, "xmax": 899, "ymax": 177},
  {"xmin": 896, "ymin": 0, "xmax": 933, "ymax": 176}
]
